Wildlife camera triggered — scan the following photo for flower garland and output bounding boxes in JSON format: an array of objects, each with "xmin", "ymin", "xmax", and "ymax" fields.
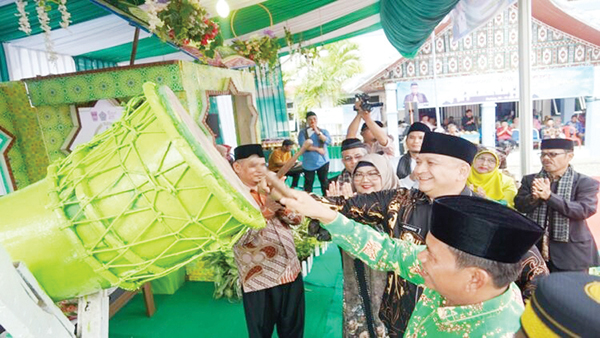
[
  {"xmin": 58, "ymin": 0, "xmax": 71, "ymax": 29},
  {"xmin": 230, "ymin": 29, "xmax": 280, "ymax": 71},
  {"xmin": 14, "ymin": 0, "xmax": 72, "ymax": 62},
  {"xmin": 144, "ymin": 0, "xmax": 162, "ymax": 31},
  {"xmin": 15, "ymin": 0, "xmax": 31, "ymax": 35},
  {"xmin": 148, "ymin": 0, "xmax": 220, "ymax": 52},
  {"xmin": 36, "ymin": 1, "xmax": 57, "ymax": 61}
]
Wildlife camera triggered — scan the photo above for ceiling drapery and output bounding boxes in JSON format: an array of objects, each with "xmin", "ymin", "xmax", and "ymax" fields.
[{"xmin": 380, "ymin": 0, "xmax": 459, "ymax": 58}]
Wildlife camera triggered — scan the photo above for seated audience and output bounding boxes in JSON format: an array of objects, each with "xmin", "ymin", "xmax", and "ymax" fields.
[{"xmin": 268, "ymin": 139, "xmax": 301, "ymax": 189}]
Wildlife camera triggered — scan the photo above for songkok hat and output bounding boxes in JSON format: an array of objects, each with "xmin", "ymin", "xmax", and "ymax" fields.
[
  {"xmin": 234, "ymin": 144, "xmax": 264, "ymax": 161},
  {"xmin": 431, "ymin": 196, "xmax": 544, "ymax": 263},
  {"xmin": 361, "ymin": 120, "xmax": 384, "ymax": 131},
  {"xmin": 306, "ymin": 111, "xmax": 317, "ymax": 119},
  {"xmin": 521, "ymin": 272, "xmax": 600, "ymax": 337},
  {"xmin": 407, "ymin": 122, "xmax": 431, "ymax": 135},
  {"xmin": 541, "ymin": 138, "xmax": 574, "ymax": 151},
  {"xmin": 341, "ymin": 138, "xmax": 366, "ymax": 152},
  {"xmin": 419, "ymin": 132, "xmax": 478, "ymax": 164}
]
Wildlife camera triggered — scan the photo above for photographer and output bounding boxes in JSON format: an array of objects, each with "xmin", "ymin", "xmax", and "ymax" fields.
[{"xmin": 347, "ymin": 94, "xmax": 395, "ymax": 157}]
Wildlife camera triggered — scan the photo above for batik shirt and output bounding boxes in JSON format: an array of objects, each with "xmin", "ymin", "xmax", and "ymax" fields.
[
  {"xmin": 335, "ymin": 169, "xmax": 353, "ymax": 186},
  {"xmin": 234, "ymin": 190, "xmax": 302, "ymax": 293},
  {"xmin": 322, "ymin": 214, "xmax": 525, "ymax": 337}
]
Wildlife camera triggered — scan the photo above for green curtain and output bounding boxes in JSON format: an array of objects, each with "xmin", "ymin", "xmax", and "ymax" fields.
[
  {"xmin": 0, "ymin": 45, "xmax": 9, "ymax": 82},
  {"xmin": 253, "ymin": 64, "xmax": 289, "ymax": 140},
  {"xmin": 207, "ymin": 96, "xmax": 224, "ymax": 145},
  {"xmin": 380, "ymin": 0, "xmax": 460, "ymax": 58},
  {"xmin": 73, "ymin": 57, "xmax": 117, "ymax": 72}
]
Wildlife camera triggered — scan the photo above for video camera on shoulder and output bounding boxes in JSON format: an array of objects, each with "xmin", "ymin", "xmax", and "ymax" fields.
[{"xmin": 354, "ymin": 93, "xmax": 384, "ymax": 112}]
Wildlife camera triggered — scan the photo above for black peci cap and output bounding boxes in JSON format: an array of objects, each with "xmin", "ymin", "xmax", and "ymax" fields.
[
  {"xmin": 234, "ymin": 144, "xmax": 265, "ymax": 161},
  {"xmin": 419, "ymin": 132, "xmax": 477, "ymax": 164},
  {"xmin": 431, "ymin": 196, "xmax": 544, "ymax": 263}
]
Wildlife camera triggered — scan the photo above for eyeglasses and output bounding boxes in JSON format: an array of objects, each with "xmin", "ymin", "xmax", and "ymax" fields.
[
  {"xmin": 353, "ymin": 171, "xmax": 381, "ymax": 181},
  {"xmin": 343, "ymin": 154, "xmax": 364, "ymax": 162},
  {"xmin": 474, "ymin": 157, "xmax": 497, "ymax": 165},
  {"xmin": 540, "ymin": 152, "xmax": 568, "ymax": 159}
]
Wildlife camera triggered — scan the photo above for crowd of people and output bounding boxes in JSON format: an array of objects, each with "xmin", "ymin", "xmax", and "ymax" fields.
[
  {"xmin": 494, "ymin": 111, "xmax": 587, "ymax": 149},
  {"xmin": 215, "ymin": 102, "xmax": 599, "ymax": 338}
]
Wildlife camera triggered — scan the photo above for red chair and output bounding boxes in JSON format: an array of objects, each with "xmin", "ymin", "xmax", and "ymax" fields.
[{"xmin": 562, "ymin": 126, "xmax": 582, "ymax": 147}]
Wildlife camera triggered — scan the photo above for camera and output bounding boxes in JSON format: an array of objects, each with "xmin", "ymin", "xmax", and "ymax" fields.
[{"xmin": 354, "ymin": 93, "xmax": 384, "ymax": 112}]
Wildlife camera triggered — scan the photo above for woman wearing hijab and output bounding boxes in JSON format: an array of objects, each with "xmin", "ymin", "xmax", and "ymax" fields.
[
  {"xmin": 468, "ymin": 148, "xmax": 518, "ymax": 208},
  {"xmin": 343, "ymin": 154, "xmax": 400, "ymax": 338}
]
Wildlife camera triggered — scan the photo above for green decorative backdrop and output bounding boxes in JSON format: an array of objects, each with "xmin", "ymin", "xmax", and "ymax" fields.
[
  {"xmin": 0, "ymin": 82, "xmax": 48, "ymax": 189},
  {"xmin": 36, "ymin": 105, "xmax": 76, "ymax": 163},
  {"xmin": 24, "ymin": 63, "xmax": 183, "ymax": 106}
]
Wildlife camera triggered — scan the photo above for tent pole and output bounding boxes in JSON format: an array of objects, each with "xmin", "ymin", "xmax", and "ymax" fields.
[
  {"xmin": 431, "ymin": 32, "xmax": 441, "ymax": 130},
  {"xmin": 130, "ymin": 28, "xmax": 141, "ymax": 66},
  {"xmin": 518, "ymin": 0, "xmax": 533, "ymax": 177}
]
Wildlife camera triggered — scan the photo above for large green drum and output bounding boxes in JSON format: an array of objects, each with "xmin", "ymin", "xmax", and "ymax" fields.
[{"xmin": 0, "ymin": 83, "xmax": 264, "ymax": 300}]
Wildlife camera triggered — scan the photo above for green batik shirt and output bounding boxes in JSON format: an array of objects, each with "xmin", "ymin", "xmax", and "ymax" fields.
[{"xmin": 322, "ymin": 214, "xmax": 525, "ymax": 338}]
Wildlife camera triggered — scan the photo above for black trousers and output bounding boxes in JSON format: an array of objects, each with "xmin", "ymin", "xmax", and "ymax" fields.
[
  {"xmin": 242, "ymin": 275, "xmax": 305, "ymax": 338},
  {"xmin": 303, "ymin": 162, "xmax": 329, "ymax": 196},
  {"xmin": 287, "ymin": 167, "xmax": 302, "ymax": 189}
]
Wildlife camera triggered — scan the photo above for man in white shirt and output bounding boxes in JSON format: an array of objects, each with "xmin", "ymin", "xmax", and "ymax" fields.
[{"xmin": 396, "ymin": 122, "xmax": 429, "ymax": 188}]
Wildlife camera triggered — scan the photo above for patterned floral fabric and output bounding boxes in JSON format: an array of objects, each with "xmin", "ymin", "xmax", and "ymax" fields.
[
  {"xmin": 323, "ymin": 214, "xmax": 525, "ymax": 337},
  {"xmin": 341, "ymin": 251, "xmax": 388, "ymax": 338},
  {"xmin": 234, "ymin": 190, "xmax": 302, "ymax": 293},
  {"xmin": 336, "ymin": 169, "xmax": 353, "ymax": 186},
  {"xmin": 321, "ymin": 188, "xmax": 430, "ymax": 337},
  {"xmin": 516, "ymin": 247, "xmax": 549, "ymax": 300}
]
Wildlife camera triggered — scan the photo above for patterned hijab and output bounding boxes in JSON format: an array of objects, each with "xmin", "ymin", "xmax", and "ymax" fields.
[{"xmin": 354, "ymin": 153, "xmax": 401, "ymax": 190}]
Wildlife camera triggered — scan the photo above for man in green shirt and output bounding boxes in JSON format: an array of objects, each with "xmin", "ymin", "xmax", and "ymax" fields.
[{"xmin": 272, "ymin": 184, "xmax": 544, "ymax": 337}]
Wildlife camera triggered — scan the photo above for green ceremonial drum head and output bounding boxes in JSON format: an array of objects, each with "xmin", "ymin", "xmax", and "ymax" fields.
[{"xmin": 0, "ymin": 82, "xmax": 264, "ymax": 299}]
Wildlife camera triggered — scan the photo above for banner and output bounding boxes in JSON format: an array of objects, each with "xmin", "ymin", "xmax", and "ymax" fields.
[{"xmin": 397, "ymin": 66, "xmax": 596, "ymax": 109}]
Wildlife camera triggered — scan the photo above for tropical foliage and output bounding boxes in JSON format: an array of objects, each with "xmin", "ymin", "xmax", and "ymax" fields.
[{"xmin": 287, "ymin": 41, "xmax": 362, "ymax": 119}]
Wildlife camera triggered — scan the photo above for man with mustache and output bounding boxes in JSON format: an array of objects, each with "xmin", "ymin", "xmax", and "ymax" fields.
[{"xmin": 515, "ymin": 138, "xmax": 599, "ymax": 272}]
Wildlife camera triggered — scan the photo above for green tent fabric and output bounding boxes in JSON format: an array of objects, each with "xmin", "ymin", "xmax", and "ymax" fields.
[
  {"xmin": 73, "ymin": 57, "xmax": 118, "ymax": 72},
  {"xmin": 78, "ymin": 35, "xmax": 178, "ymax": 64},
  {"xmin": 254, "ymin": 65, "xmax": 289, "ymax": 139},
  {"xmin": 215, "ymin": 0, "xmax": 337, "ymax": 40},
  {"xmin": 380, "ymin": 0, "xmax": 459, "ymax": 58},
  {"xmin": 0, "ymin": 46, "xmax": 9, "ymax": 82},
  {"xmin": 0, "ymin": 0, "xmax": 110, "ymax": 42}
]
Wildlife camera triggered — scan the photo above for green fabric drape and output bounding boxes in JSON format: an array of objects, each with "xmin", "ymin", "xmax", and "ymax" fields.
[
  {"xmin": 0, "ymin": 0, "xmax": 110, "ymax": 42},
  {"xmin": 0, "ymin": 44, "xmax": 9, "ymax": 82},
  {"xmin": 77, "ymin": 35, "xmax": 178, "ymax": 63},
  {"xmin": 215, "ymin": 0, "xmax": 336, "ymax": 40},
  {"xmin": 73, "ymin": 57, "xmax": 117, "ymax": 72},
  {"xmin": 280, "ymin": 2, "xmax": 381, "ymax": 46},
  {"xmin": 253, "ymin": 64, "xmax": 289, "ymax": 140},
  {"xmin": 207, "ymin": 96, "xmax": 224, "ymax": 145},
  {"xmin": 380, "ymin": 0, "xmax": 460, "ymax": 58}
]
